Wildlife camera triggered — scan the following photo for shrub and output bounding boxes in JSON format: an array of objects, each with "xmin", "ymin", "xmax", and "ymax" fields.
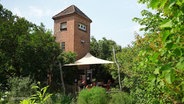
[
  {"xmin": 109, "ymin": 91, "xmax": 133, "ymax": 104},
  {"xmin": 8, "ymin": 76, "xmax": 35, "ymax": 97},
  {"xmin": 0, "ymin": 91, "xmax": 9, "ymax": 104},
  {"xmin": 77, "ymin": 87, "xmax": 108, "ymax": 104},
  {"xmin": 20, "ymin": 82, "xmax": 52, "ymax": 104},
  {"xmin": 3, "ymin": 76, "xmax": 36, "ymax": 104},
  {"xmin": 51, "ymin": 93, "xmax": 75, "ymax": 104}
]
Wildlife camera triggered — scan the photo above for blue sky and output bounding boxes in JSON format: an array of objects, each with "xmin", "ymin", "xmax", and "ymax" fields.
[{"xmin": 1, "ymin": 0, "xmax": 147, "ymax": 47}]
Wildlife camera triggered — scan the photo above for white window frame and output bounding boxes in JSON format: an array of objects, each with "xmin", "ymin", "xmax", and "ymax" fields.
[{"xmin": 78, "ymin": 23, "xmax": 86, "ymax": 31}]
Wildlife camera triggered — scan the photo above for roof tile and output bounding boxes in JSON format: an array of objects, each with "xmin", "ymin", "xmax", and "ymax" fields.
[{"xmin": 52, "ymin": 5, "xmax": 92, "ymax": 22}]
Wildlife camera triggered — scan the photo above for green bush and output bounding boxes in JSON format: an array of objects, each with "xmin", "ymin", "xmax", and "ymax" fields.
[
  {"xmin": 109, "ymin": 91, "xmax": 133, "ymax": 104},
  {"xmin": 0, "ymin": 91, "xmax": 9, "ymax": 104},
  {"xmin": 77, "ymin": 87, "xmax": 108, "ymax": 104},
  {"xmin": 8, "ymin": 76, "xmax": 35, "ymax": 97},
  {"xmin": 51, "ymin": 93, "xmax": 75, "ymax": 104},
  {"xmin": 3, "ymin": 76, "xmax": 36, "ymax": 104},
  {"xmin": 20, "ymin": 82, "xmax": 52, "ymax": 104}
]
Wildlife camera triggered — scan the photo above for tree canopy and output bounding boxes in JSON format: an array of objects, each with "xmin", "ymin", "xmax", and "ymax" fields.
[
  {"xmin": 0, "ymin": 4, "xmax": 76, "ymax": 90},
  {"xmin": 115, "ymin": 0, "xmax": 184, "ymax": 103},
  {"xmin": 90, "ymin": 36, "xmax": 121, "ymax": 60},
  {"xmin": 0, "ymin": 1, "xmax": 184, "ymax": 103}
]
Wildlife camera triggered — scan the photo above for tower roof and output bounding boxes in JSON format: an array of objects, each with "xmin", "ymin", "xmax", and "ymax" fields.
[{"xmin": 52, "ymin": 5, "xmax": 92, "ymax": 22}]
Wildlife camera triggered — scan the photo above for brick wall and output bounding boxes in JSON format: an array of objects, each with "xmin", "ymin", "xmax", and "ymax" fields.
[
  {"xmin": 74, "ymin": 14, "xmax": 90, "ymax": 59},
  {"xmin": 54, "ymin": 14, "xmax": 91, "ymax": 59}
]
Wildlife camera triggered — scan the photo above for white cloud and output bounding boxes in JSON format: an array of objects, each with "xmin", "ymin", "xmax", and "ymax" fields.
[{"xmin": 12, "ymin": 7, "xmax": 22, "ymax": 17}]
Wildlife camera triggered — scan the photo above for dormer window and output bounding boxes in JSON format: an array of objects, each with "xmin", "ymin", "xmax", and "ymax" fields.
[
  {"xmin": 60, "ymin": 22, "xmax": 67, "ymax": 31},
  {"xmin": 78, "ymin": 23, "xmax": 86, "ymax": 31}
]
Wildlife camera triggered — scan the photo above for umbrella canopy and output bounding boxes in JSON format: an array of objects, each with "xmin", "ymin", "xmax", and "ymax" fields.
[{"xmin": 64, "ymin": 53, "xmax": 114, "ymax": 66}]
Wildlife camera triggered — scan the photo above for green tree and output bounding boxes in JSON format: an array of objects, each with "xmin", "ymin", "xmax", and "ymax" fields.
[
  {"xmin": 90, "ymin": 36, "xmax": 121, "ymax": 60},
  {"xmin": 131, "ymin": 0, "xmax": 184, "ymax": 103},
  {"xmin": 0, "ymin": 3, "xmax": 78, "ymax": 94},
  {"xmin": 17, "ymin": 23, "xmax": 60, "ymax": 82},
  {"xmin": 0, "ymin": 4, "xmax": 34, "ymax": 89},
  {"xmin": 57, "ymin": 51, "xmax": 76, "ymax": 93},
  {"xmin": 0, "ymin": 4, "xmax": 61, "ymax": 90},
  {"xmin": 115, "ymin": 44, "xmax": 140, "ymax": 91},
  {"xmin": 90, "ymin": 36, "xmax": 121, "ymax": 82}
]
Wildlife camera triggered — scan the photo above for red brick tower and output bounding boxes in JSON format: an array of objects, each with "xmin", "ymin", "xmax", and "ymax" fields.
[{"xmin": 52, "ymin": 5, "xmax": 92, "ymax": 59}]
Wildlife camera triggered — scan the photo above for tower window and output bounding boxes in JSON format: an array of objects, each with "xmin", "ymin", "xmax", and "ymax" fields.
[
  {"xmin": 78, "ymin": 23, "xmax": 86, "ymax": 31},
  {"xmin": 60, "ymin": 22, "xmax": 67, "ymax": 31},
  {"xmin": 60, "ymin": 42, "xmax": 65, "ymax": 51}
]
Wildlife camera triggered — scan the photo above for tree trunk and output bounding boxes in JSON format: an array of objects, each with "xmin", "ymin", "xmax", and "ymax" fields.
[
  {"xmin": 113, "ymin": 47, "xmax": 122, "ymax": 91},
  {"xmin": 59, "ymin": 62, "xmax": 65, "ymax": 94}
]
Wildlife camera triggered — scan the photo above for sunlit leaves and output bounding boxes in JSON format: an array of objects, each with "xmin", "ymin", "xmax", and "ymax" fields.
[
  {"xmin": 150, "ymin": 0, "xmax": 160, "ymax": 9},
  {"xmin": 160, "ymin": 20, "xmax": 172, "ymax": 28},
  {"xmin": 176, "ymin": 58, "xmax": 184, "ymax": 70},
  {"xmin": 132, "ymin": 0, "xmax": 184, "ymax": 103}
]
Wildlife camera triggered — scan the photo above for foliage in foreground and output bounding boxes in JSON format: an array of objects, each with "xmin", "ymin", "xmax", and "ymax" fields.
[
  {"xmin": 20, "ymin": 82, "xmax": 52, "ymax": 104},
  {"xmin": 134, "ymin": 0, "xmax": 184, "ymax": 103},
  {"xmin": 77, "ymin": 87, "xmax": 133, "ymax": 104},
  {"xmin": 109, "ymin": 91, "xmax": 133, "ymax": 104},
  {"xmin": 51, "ymin": 93, "xmax": 75, "ymax": 104},
  {"xmin": 113, "ymin": 0, "xmax": 184, "ymax": 103},
  {"xmin": 0, "ymin": 77, "xmax": 76, "ymax": 104},
  {"xmin": 0, "ymin": 76, "xmax": 35, "ymax": 104},
  {"xmin": 77, "ymin": 87, "xmax": 108, "ymax": 104}
]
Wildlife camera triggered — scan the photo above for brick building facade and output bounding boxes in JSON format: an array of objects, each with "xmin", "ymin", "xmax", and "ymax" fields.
[{"xmin": 52, "ymin": 5, "xmax": 92, "ymax": 59}]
